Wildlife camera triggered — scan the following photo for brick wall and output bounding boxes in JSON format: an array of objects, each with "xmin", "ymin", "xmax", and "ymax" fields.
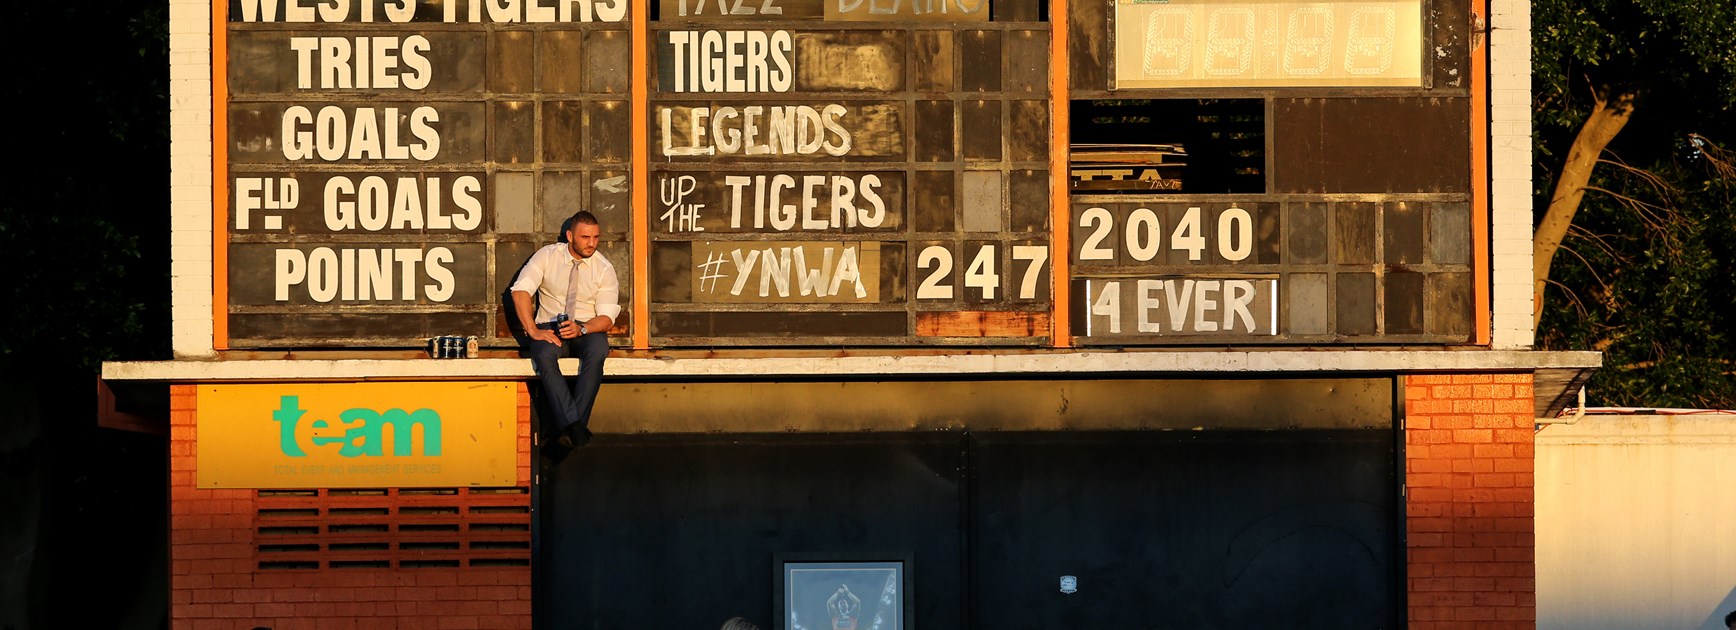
[
  {"xmin": 169, "ymin": 384, "xmax": 534, "ymax": 630},
  {"xmin": 1405, "ymin": 373, "xmax": 1536, "ymax": 627},
  {"xmin": 168, "ymin": 0, "xmax": 214, "ymax": 358}
]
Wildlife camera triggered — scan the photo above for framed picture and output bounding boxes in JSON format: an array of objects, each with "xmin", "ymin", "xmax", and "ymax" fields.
[{"xmin": 773, "ymin": 552, "xmax": 913, "ymax": 630}]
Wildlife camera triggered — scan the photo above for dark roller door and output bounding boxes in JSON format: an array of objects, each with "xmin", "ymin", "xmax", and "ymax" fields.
[
  {"xmin": 536, "ymin": 434, "xmax": 967, "ymax": 629},
  {"xmin": 972, "ymin": 430, "xmax": 1399, "ymax": 629}
]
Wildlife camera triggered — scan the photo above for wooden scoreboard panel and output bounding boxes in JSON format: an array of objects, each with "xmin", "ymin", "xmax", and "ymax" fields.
[
  {"xmin": 224, "ymin": 1, "xmax": 632, "ymax": 346},
  {"xmin": 219, "ymin": 0, "xmax": 1477, "ymax": 349},
  {"xmin": 646, "ymin": 10, "xmax": 1053, "ymax": 345}
]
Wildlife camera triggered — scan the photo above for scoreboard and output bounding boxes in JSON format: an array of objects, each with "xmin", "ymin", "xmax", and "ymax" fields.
[{"xmin": 220, "ymin": 0, "xmax": 1474, "ymax": 348}]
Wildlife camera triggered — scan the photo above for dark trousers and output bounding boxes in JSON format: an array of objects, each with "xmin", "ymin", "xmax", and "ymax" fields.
[{"xmin": 527, "ymin": 332, "xmax": 610, "ymax": 433}]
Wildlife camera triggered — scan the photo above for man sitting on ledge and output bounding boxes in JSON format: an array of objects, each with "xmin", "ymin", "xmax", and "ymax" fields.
[{"xmin": 510, "ymin": 210, "xmax": 619, "ymax": 462}]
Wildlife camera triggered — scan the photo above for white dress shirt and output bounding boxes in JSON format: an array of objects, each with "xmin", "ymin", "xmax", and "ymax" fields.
[{"xmin": 510, "ymin": 243, "xmax": 621, "ymax": 325}]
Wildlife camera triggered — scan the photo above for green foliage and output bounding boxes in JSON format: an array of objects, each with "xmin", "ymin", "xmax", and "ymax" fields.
[
  {"xmin": 1537, "ymin": 139, "xmax": 1736, "ymax": 408},
  {"xmin": 1533, "ymin": 0, "xmax": 1736, "ymax": 408},
  {"xmin": 0, "ymin": 1, "xmax": 170, "ymax": 372}
]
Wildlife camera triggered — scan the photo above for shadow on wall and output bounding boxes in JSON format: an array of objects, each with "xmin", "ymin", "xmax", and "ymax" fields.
[{"xmin": 1697, "ymin": 589, "xmax": 1736, "ymax": 630}]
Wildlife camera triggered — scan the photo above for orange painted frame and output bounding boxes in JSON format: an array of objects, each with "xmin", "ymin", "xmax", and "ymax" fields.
[
  {"xmin": 631, "ymin": 0, "xmax": 651, "ymax": 350},
  {"xmin": 1049, "ymin": 0, "xmax": 1071, "ymax": 347},
  {"xmin": 1471, "ymin": 2, "xmax": 1490, "ymax": 346}
]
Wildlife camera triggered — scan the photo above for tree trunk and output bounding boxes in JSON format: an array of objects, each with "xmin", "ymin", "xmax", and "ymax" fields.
[{"xmin": 1534, "ymin": 90, "xmax": 1636, "ymax": 330}]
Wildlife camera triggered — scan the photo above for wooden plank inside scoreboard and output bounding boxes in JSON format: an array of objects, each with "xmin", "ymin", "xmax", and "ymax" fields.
[{"xmin": 648, "ymin": 15, "xmax": 1052, "ymax": 345}]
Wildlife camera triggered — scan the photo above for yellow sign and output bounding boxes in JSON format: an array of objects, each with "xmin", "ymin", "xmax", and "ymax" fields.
[
  {"xmin": 196, "ymin": 382, "xmax": 517, "ymax": 489},
  {"xmin": 1113, "ymin": 0, "xmax": 1424, "ymax": 89}
]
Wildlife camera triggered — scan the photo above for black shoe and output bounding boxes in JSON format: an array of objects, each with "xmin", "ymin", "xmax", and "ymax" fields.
[
  {"xmin": 541, "ymin": 432, "xmax": 574, "ymax": 464},
  {"xmin": 560, "ymin": 425, "xmax": 593, "ymax": 449}
]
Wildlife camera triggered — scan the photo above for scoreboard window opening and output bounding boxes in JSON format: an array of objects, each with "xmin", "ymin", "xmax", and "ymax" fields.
[{"xmin": 1069, "ymin": 99, "xmax": 1265, "ymax": 195}]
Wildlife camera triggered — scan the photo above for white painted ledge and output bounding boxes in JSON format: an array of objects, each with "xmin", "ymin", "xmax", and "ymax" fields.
[{"xmin": 102, "ymin": 350, "xmax": 1602, "ymax": 382}]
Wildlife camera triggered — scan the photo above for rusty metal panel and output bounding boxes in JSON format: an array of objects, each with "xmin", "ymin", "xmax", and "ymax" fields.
[
  {"xmin": 794, "ymin": 31, "xmax": 906, "ymax": 92},
  {"xmin": 993, "ymin": 0, "xmax": 1043, "ymax": 21},
  {"xmin": 543, "ymin": 101, "xmax": 588, "ymax": 163},
  {"xmin": 645, "ymin": 23, "xmax": 1050, "ymax": 345},
  {"xmin": 229, "ymin": 171, "xmax": 490, "ymax": 235},
  {"xmin": 658, "ymin": 0, "xmax": 826, "ymax": 19},
  {"xmin": 1384, "ymin": 270, "xmax": 1424, "ymax": 334},
  {"xmin": 959, "ymin": 30, "xmax": 1003, "ymax": 92},
  {"xmin": 1272, "ymin": 97, "xmax": 1471, "ymax": 193},
  {"xmin": 1287, "ymin": 202, "xmax": 1328, "ymax": 264},
  {"xmin": 1006, "ymin": 100, "xmax": 1049, "ymax": 163},
  {"xmin": 591, "ymin": 377, "xmax": 1395, "ymax": 432},
  {"xmin": 912, "ymin": 31, "xmax": 955, "ymax": 92},
  {"xmin": 227, "ymin": 31, "xmax": 488, "ymax": 95},
  {"xmin": 1427, "ymin": 202, "xmax": 1471, "ymax": 265},
  {"xmin": 653, "ymin": 102, "xmax": 907, "ymax": 161},
  {"xmin": 1431, "ymin": 0, "xmax": 1472, "ymax": 90},
  {"xmin": 961, "ymin": 100, "xmax": 1003, "ymax": 161},
  {"xmin": 1068, "ymin": 197, "xmax": 1473, "ymax": 344},
  {"xmin": 587, "ymin": 100, "xmax": 632, "ymax": 163},
  {"xmin": 1008, "ymin": 169, "xmax": 1049, "ymax": 233},
  {"xmin": 229, "ymin": 102, "xmax": 487, "ymax": 165},
  {"xmin": 825, "ymin": 0, "xmax": 991, "ymax": 22},
  {"xmin": 585, "ymin": 30, "xmax": 632, "ymax": 93},
  {"xmin": 914, "ymin": 100, "xmax": 956, "ymax": 163},
  {"xmin": 493, "ymin": 101, "xmax": 535, "ymax": 164},
  {"xmin": 1336, "ymin": 272, "xmax": 1377, "ymax": 335},
  {"xmin": 230, "ymin": 312, "xmax": 490, "ymax": 342},
  {"xmin": 540, "ymin": 31, "xmax": 587, "ymax": 93},
  {"xmin": 226, "ymin": 9, "xmax": 632, "ymax": 347},
  {"xmin": 1004, "ymin": 29, "xmax": 1048, "ymax": 93},
  {"xmin": 1334, "ymin": 203, "xmax": 1378, "ymax": 265},
  {"xmin": 491, "ymin": 31, "xmax": 535, "ymax": 93},
  {"xmin": 1068, "ymin": 0, "xmax": 1108, "ymax": 90},
  {"xmin": 1383, "ymin": 200, "xmax": 1424, "ymax": 265},
  {"xmin": 495, "ymin": 173, "xmax": 536, "ymax": 233},
  {"xmin": 912, "ymin": 171, "xmax": 957, "ymax": 232},
  {"xmin": 1426, "ymin": 271, "xmax": 1472, "ymax": 337}
]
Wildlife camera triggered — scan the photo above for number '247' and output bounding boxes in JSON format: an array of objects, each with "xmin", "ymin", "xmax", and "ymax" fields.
[{"xmin": 916, "ymin": 244, "xmax": 1049, "ymax": 301}]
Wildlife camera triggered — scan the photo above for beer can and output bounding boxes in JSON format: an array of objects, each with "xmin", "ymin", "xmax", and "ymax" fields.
[{"xmin": 464, "ymin": 336, "xmax": 479, "ymax": 358}]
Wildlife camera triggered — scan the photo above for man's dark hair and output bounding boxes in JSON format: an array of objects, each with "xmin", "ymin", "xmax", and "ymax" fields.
[
  {"xmin": 558, "ymin": 211, "xmax": 600, "ymax": 242},
  {"xmin": 1724, "ymin": 609, "xmax": 1734, "ymax": 629}
]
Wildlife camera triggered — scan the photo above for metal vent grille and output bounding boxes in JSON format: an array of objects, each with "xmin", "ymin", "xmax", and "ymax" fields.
[{"xmin": 255, "ymin": 487, "xmax": 530, "ymax": 570}]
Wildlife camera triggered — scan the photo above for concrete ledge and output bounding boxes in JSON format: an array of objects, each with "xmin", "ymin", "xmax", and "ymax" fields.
[{"xmin": 102, "ymin": 350, "xmax": 1602, "ymax": 382}]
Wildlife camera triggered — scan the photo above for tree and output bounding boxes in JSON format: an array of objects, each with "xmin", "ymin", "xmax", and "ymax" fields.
[
  {"xmin": 1533, "ymin": 0, "xmax": 1736, "ymax": 408},
  {"xmin": 1531, "ymin": 0, "xmax": 1736, "ymax": 328}
]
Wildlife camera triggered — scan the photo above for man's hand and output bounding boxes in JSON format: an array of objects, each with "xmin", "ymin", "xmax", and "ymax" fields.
[
  {"xmin": 558, "ymin": 320, "xmax": 583, "ymax": 339},
  {"xmin": 528, "ymin": 327, "xmax": 562, "ymax": 346}
]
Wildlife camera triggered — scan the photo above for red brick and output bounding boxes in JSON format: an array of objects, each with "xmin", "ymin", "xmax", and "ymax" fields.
[
  {"xmin": 1411, "ymin": 374, "xmax": 1455, "ymax": 385},
  {"xmin": 1408, "ymin": 502, "xmax": 1446, "ymax": 517},
  {"xmin": 1451, "ymin": 399, "xmax": 1496, "ymax": 414},
  {"xmin": 210, "ymin": 603, "xmax": 255, "ymax": 618},
  {"xmin": 1435, "ymin": 415, "xmax": 1476, "ymax": 429},
  {"xmin": 439, "ymin": 616, "xmax": 482, "ymax": 629},
  {"xmin": 1498, "ymin": 606, "xmax": 1536, "ymax": 622},
  {"xmin": 1411, "ymin": 458, "xmax": 1453, "ymax": 474},
  {"xmin": 1491, "ymin": 373, "xmax": 1530, "ymax": 383},
  {"xmin": 1496, "ymin": 577, "xmax": 1535, "ymax": 591},
  {"xmin": 1435, "ymin": 384, "xmax": 1474, "ymax": 398},
  {"xmin": 1491, "ymin": 457, "xmax": 1529, "ymax": 473},
  {"xmin": 1473, "ymin": 414, "xmax": 1517, "ymax": 429},
  {"xmin": 1452, "ymin": 459, "xmax": 1494, "ymax": 474},
  {"xmin": 1433, "ymin": 443, "xmax": 1474, "ymax": 459},
  {"xmin": 1494, "ymin": 428, "xmax": 1535, "ymax": 443},
  {"xmin": 1452, "ymin": 547, "xmax": 1494, "ymax": 563},
  {"xmin": 1495, "ymin": 399, "xmax": 1534, "ymax": 414},
  {"xmin": 1451, "ymin": 374, "xmax": 1495, "ymax": 384},
  {"xmin": 1474, "ymin": 591, "xmax": 1517, "ymax": 607},
  {"xmin": 1406, "ymin": 416, "xmax": 1432, "ymax": 429},
  {"xmin": 1454, "ymin": 606, "xmax": 1496, "ymax": 621},
  {"xmin": 1453, "ymin": 429, "xmax": 1493, "ymax": 443},
  {"xmin": 1411, "ymin": 399, "xmax": 1454, "ymax": 414}
]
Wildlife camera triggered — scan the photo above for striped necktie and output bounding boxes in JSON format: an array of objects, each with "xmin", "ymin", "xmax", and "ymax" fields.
[{"xmin": 564, "ymin": 259, "xmax": 582, "ymax": 319}]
